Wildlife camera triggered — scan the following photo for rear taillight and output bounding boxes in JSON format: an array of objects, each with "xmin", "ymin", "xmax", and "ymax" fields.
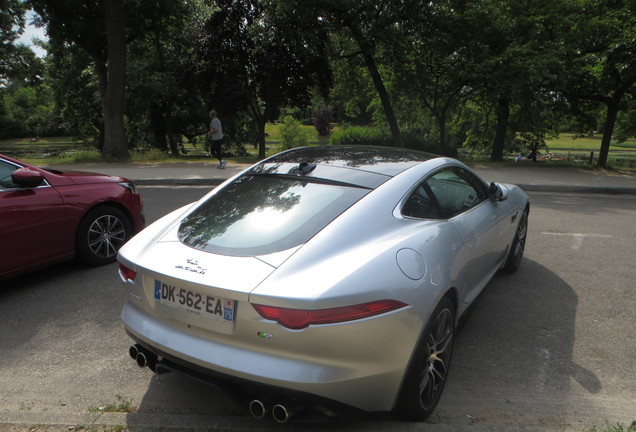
[
  {"xmin": 252, "ymin": 300, "xmax": 407, "ymax": 330},
  {"xmin": 118, "ymin": 263, "xmax": 137, "ymax": 282}
]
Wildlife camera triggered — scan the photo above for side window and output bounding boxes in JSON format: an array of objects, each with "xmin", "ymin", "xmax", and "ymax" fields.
[
  {"xmin": 402, "ymin": 183, "xmax": 441, "ymax": 219},
  {"xmin": 0, "ymin": 160, "xmax": 19, "ymax": 189},
  {"xmin": 428, "ymin": 167, "xmax": 488, "ymax": 218},
  {"xmin": 402, "ymin": 166, "xmax": 488, "ymax": 220}
]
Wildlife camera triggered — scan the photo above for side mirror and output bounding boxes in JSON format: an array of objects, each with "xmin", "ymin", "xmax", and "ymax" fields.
[
  {"xmin": 12, "ymin": 168, "xmax": 45, "ymax": 188},
  {"xmin": 489, "ymin": 182, "xmax": 507, "ymax": 201}
]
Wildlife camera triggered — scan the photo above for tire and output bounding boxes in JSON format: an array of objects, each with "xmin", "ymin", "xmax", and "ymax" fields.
[
  {"xmin": 75, "ymin": 206, "xmax": 132, "ymax": 266},
  {"xmin": 396, "ymin": 297, "xmax": 455, "ymax": 421},
  {"xmin": 501, "ymin": 208, "xmax": 529, "ymax": 273}
]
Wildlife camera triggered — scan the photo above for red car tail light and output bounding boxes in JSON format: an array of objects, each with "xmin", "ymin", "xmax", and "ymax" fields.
[
  {"xmin": 118, "ymin": 263, "xmax": 137, "ymax": 282},
  {"xmin": 252, "ymin": 300, "xmax": 407, "ymax": 330}
]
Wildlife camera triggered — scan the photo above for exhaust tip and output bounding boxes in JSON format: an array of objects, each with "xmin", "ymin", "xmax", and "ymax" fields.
[
  {"xmin": 272, "ymin": 404, "xmax": 291, "ymax": 423},
  {"xmin": 129, "ymin": 344, "xmax": 140, "ymax": 360},
  {"xmin": 249, "ymin": 400, "xmax": 267, "ymax": 419},
  {"xmin": 136, "ymin": 352, "xmax": 148, "ymax": 368}
]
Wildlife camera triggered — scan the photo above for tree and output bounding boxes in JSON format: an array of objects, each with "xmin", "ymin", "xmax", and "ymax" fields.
[
  {"xmin": 329, "ymin": 36, "xmax": 375, "ymax": 125},
  {"xmin": 30, "ymin": 0, "xmax": 191, "ymax": 160},
  {"xmin": 293, "ymin": 0, "xmax": 424, "ymax": 148},
  {"xmin": 313, "ymin": 105, "xmax": 333, "ymax": 136},
  {"xmin": 388, "ymin": 0, "xmax": 479, "ymax": 156},
  {"xmin": 560, "ymin": 0, "xmax": 636, "ymax": 168},
  {"xmin": 614, "ymin": 98, "xmax": 636, "ymax": 142},
  {"xmin": 0, "ymin": 1, "xmax": 53, "ymax": 140},
  {"xmin": 467, "ymin": 0, "xmax": 567, "ymax": 161},
  {"xmin": 125, "ymin": 0, "xmax": 213, "ymax": 155},
  {"xmin": 0, "ymin": 0, "xmax": 26, "ymax": 82},
  {"xmin": 29, "ymin": 1, "xmax": 111, "ymax": 150},
  {"xmin": 102, "ymin": 0, "xmax": 128, "ymax": 160},
  {"xmin": 198, "ymin": 0, "xmax": 331, "ymax": 158}
]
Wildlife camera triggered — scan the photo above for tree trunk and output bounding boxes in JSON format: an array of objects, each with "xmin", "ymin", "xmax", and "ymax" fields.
[
  {"xmin": 597, "ymin": 97, "xmax": 619, "ymax": 168},
  {"xmin": 490, "ymin": 97, "xmax": 510, "ymax": 161},
  {"xmin": 348, "ymin": 24, "xmax": 403, "ymax": 148},
  {"xmin": 166, "ymin": 109, "xmax": 179, "ymax": 156},
  {"xmin": 438, "ymin": 117, "xmax": 446, "ymax": 155},
  {"xmin": 257, "ymin": 116, "xmax": 267, "ymax": 159},
  {"xmin": 151, "ymin": 105, "xmax": 168, "ymax": 151},
  {"xmin": 437, "ymin": 114, "xmax": 451, "ymax": 156},
  {"xmin": 94, "ymin": 122, "xmax": 105, "ymax": 151},
  {"xmin": 102, "ymin": 0, "xmax": 129, "ymax": 161},
  {"xmin": 94, "ymin": 60, "xmax": 107, "ymax": 151}
]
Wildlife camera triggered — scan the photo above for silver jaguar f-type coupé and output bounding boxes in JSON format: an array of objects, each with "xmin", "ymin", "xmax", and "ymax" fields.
[{"xmin": 118, "ymin": 145, "xmax": 529, "ymax": 422}]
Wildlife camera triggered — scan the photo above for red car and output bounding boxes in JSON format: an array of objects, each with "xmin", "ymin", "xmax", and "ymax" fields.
[{"xmin": 0, "ymin": 153, "xmax": 145, "ymax": 281}]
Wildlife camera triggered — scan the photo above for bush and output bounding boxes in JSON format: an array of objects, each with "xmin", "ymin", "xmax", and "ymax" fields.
[
  {"xmin": 331, "ymin": 126, "xmax": 437, "ymax": 152},
  {"xmin": 330, "ymin": 126, "xmax": 393, "ymax": 146},
  {"xmin": 402, "ymin": 130, "xmax": 438, "ymax": 153},
  {"xmin": 280, "ymin": 115, "xmax": 310, "ymax": 150}
]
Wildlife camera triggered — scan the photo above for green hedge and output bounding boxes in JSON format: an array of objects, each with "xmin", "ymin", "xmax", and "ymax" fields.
[
  {"xmin": 331, "ymin": 127, "xmax": 437, "ymax": 152},
  {"xmin": 331, "ymin": 127, "xmax": 392, "ymax": 146}
]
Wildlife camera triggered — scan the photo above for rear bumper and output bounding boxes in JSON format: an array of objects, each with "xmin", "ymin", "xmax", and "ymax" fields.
[
  {"xmin": 121, "ymin": 301, "xmax": 418, "ymax": 412},
  {"xmin": 127, "ymin": 332, "xmax": 359, "ymax": 416}
]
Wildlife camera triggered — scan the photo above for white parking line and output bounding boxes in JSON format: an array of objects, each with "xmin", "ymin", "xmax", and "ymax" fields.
[
  {"xmin": 536, "ymin": 347, "xmax": 551, "ymax": 392},
  {"xmin": 541, "ymin": 232, "xmax": 613, "ymax": 250}
]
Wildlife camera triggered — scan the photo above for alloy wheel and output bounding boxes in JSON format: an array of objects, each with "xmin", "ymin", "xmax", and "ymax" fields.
[
  {"xmin": 419, "ymin": 307, "xmax": 454, "ymax": 410},
  {"xmin": 87, "ymin": 214, "xmax": 127, "ymax": 259},
  {"xmin": 513, "ymin": 211, "xmax": 528, "ymax": 268}
]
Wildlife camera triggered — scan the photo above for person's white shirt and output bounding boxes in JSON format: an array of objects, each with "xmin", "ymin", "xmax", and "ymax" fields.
[{"xmin": 209, "ymin": 117, "xmax": 223, "ymax": 140}]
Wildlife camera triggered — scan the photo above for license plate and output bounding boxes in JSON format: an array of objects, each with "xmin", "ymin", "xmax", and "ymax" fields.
[{"xmin": 154, "ymin": 280, "xmax": 235, "ymax": 322}]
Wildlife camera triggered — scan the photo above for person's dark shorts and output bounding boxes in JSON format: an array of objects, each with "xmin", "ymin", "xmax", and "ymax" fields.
[{"xmin": 210, "ymin": 137, "xmax": 224, "ymax": 154}]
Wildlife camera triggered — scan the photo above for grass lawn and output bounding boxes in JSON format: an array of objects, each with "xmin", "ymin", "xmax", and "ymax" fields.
[
  {"xmin": 0, "ymin": 124, "xmax": 334, "ymax": 165},
  {"xmin": 543, "ymin": 133, "xmax": 636, "ymax": 169},
  {"xmin": 1, "ymin": 129, "xmax": 634, "ymax": 169},
  {"xmin": 546, "ymin": 133, "xmax": 636, "ymax": 151}
]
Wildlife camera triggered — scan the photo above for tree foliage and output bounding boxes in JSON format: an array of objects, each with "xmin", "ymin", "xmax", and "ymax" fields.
[
  {"xmin": 196, "ymin": 0, "xmax": 331, "ymax": 158},
  {"xmin": 1, "ymin": 0, "xmax": 634, "ymax": 168},
  {"xmin": 558, "ymin": 0, "xmax": 636, "ymax": 167},
  {"xmin": 0, "ymin": 0, "xmax": 27, "ymax": 82}
]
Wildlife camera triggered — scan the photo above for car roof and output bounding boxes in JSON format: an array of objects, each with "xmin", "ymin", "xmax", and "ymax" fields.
[{"xmin": 247, "ymin": 145, "xmax": 438, "ymax": 189}]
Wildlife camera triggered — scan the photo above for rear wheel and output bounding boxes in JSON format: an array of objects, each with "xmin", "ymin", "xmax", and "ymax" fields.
[
  {"xmin": 501, "ymin": 208, "xmax": 528, "ymax": 273},
  {"xmin": 396, "ymin": 297, "xmax": 455, "ymax": 421},
  {"xmin": 76, "ymin": 206, "xmax": 131, "ymax": 266}
]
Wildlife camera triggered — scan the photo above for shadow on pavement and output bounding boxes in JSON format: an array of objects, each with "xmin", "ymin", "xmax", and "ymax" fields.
[{"xmin": 438, "ymin": 258, "xmax": 600, "ymax": 428}]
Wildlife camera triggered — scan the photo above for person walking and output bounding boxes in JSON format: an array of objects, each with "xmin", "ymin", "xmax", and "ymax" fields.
[{"xmin": 207, "ymin": 110, "xmax": 226, "ymax": 168}]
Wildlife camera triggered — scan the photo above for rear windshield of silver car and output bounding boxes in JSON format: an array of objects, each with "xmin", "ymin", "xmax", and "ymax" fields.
[{"xmin": 178, "ymin": 175, "xmax": 371, "ymax": 256}]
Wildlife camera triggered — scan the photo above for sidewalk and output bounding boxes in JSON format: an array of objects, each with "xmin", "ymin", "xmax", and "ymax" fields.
[{"xmin": 52, "ymin": 160, "xmax": 636, "ymax": 195}]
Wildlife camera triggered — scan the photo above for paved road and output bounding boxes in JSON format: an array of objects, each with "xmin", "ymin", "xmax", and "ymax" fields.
[{"xmin": 1, "ymin": 188, "xmax": 635, "ymax": 432}]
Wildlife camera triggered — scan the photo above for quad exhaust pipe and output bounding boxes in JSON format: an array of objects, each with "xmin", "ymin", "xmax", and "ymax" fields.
[
  {"xmin": 129, "ymin": 344, "xmax": 157, "ymax": 372},
  {"xmin": 272, "ymin": 403, "xmax": 296, "ymax": 423},
  {"xmin": 249, "ymin": 399, "xmax": 297, "ymax": 423},
  {"xmin": 128, "ymin": 346, "xmax": 316, "ymax": 423},
  {"xmin": 248, "ymin": 399, "xmax": 268, "ymax": 419}
]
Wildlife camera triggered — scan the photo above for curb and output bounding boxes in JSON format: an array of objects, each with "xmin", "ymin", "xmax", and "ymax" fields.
[
  {"xmin": 515, "ymin": 184, "xmax": 636, "ymax": 195},
  {"xmin": 134, "ymin": 178, "xmax": 227, "ymax": 186}
]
